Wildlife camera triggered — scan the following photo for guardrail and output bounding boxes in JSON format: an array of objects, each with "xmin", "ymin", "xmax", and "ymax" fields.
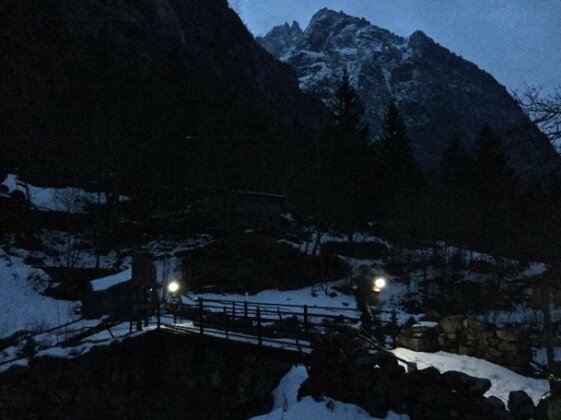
[
  {"xmin": 0, "ymin": 317, "xmax": 128, "ymax": 368},
  {"xmin": 157, "ymin": 297, "xmax": 403, "ymax": 359}
]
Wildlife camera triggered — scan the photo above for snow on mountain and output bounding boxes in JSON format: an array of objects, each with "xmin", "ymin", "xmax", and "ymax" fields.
[
  {"xmin": 0, "ymin": 250, "xmax": 79, "ymax": 338},
  {"xmin": 258, "ymin": 8, "xmax": 560, "ymax": 177}
]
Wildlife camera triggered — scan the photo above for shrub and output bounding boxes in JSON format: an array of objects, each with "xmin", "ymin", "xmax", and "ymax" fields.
[
  {"xmin": 181, "ymin": 234, "xmax": 350, "ymax": 294},
  {"xmin": 321, "ymin": 241, "xmax": 389, "ymax": 260}
]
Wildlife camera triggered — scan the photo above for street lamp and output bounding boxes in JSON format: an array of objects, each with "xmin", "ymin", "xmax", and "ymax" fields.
[
  {"xmin": 373, "ymin": 276, "xmax": 387, "ymax": 293},
  {"xmin": 167, "ymin": 281, "xmax": 180, "ymax": 294},
  {"xmin": 166, "ymin": 280, "xmax": 182, "ymax": 323}
]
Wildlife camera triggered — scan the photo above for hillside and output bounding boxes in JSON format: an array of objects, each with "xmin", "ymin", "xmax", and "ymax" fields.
[{"xmin": 0, "ymin": 0, "xmax": 327, "ymax": 193}]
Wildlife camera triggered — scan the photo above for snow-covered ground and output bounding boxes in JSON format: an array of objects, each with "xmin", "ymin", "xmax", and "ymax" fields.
[
  {"xmin": 278, "ymin": 231, "xmax": 390, "ymax": 256},
  {"xmin": 1, "ymin": 174, "xmax": 128, "ymax": 213},
  {"xmin": 91, "ymin": 269, "xmax": 131, "ymax": 292},
  {"xmin": 251, "ymin": 365, "xmax": 408, "ymax": 420},
  {"xmin": 482, "ymin": 303, "xmax": 561, "ymax": 326},
  {"xmin": 0, "ymin": 320, "xmax": 145, "ymax": 373},
  {"xmin": 185, "ymin": 279, "xmax": 360, "ymax": 317},
  {"xmin": 0, "ymin": 250, "xmax": 79, "ymax": 338},
  {"xmin": 393, "ymin": 348, "xmax": 549, "ymax": 405}
]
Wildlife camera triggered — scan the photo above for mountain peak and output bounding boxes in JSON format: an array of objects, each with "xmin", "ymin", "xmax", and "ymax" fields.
[
  {"xmin": 256, "ymin": 19, "xmax": 304, "ymax": 58},
  {"xmin": 257, "ymin": 9, "xmax": 560, "ymax": 177},
  {"xmin": 307, "ymin": 8, "xmax": 382, "ymax": 34}
]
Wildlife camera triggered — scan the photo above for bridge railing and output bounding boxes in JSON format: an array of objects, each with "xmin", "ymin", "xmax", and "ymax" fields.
[{"xmin": 160, "ymin": 297, "xmax": 401, "ymax": 354}]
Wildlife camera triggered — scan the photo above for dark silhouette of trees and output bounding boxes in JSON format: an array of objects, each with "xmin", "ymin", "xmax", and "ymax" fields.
[
  {"xmin": 437, "ymin": 137, "xmax": 475, "ymax": 243},
  {"xmin": 319, "ymin": 72, "xmax": 370, "ymax": 237},
  {"xmin": 372, "ymin": 102, "xmax": 423, "ymax": 242},
  {"xmin": 472, "ymin": 124, "xmax": 517, "ymax": 253}
]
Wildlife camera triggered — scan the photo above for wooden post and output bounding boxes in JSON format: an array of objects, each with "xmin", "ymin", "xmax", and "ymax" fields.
[
  {"xmin": 199, "ymin": 298, "xmax": 204, "ymax": 335},
  {"xmin": 256, "ymin": 307, "xmax": 262, "ymax": 347},
  {"xmin": 156, "ymin": 291, "xmax": 161, "ymax": 329},
  {"xmin": 303, "ymin": 305, "xmax": 309, "ymax": 336},
  {"xmin": 137, "ymin": 310, "xmax": 143, "ymax": 332},
  {"xmin": 132, "ymin": 253, "xmax": 156, "ymax": 332},
  {"xmin": 224, "ymin": 307, "xmax": 229, "ymax": 340},
  {"xmin": 391, "ymin": 309, "xmax": 398, "ymax": 348},
  {"xmin": 244, "ymin": 301, "xmax": 248, "ymax": 328}
]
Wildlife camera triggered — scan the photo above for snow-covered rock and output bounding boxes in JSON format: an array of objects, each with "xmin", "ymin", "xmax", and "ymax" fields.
[{"xmin": 393, "ymin": 347, "xmax": 549, "ymax": 405}]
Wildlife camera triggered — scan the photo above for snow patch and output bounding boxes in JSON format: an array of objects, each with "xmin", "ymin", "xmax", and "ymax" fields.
[
  {"xmin": 1, "ymin": 174, "xmax": 128, "ymax": 213},
  {"xmin": 0, "ymin": 251, "xmax": 79, "ymax": 338},
  {"xmin": 393, "ymin": 348, "xmax": 549, "ymax": 405},
  {"xmin": 187, "ymin": 279, "xmax": 358, "ymax": 316},
  {"xmin": 91, "ymin": 269, "xmax": 132, "ymax": 292},
  {"xmin": 251, "ymin": 365, "xmax": 408, "ymax": 420}
]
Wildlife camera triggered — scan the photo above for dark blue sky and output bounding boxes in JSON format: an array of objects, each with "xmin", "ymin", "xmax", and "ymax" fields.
[{"xmin": 231, "ymin": 0, "xmax": 560, "ymax": 94}]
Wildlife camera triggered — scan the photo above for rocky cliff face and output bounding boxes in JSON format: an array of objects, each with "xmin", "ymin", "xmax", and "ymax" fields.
[
  {"xmin": 1, "ymin": 0, "xmax": 324, "ymax": 126},
  {"xmin": 258, "ymin": 9, "xmax": 560, "ymax": 177},
  {"xmin": 0, "ymin": 0, "xmax": 327, "ymax": 189}
]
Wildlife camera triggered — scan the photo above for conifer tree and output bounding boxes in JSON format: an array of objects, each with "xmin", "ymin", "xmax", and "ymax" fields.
[
  {"xmin": 472, "ymin": 124, "xmax": 517, "ymax": 253},
  {"xmin": 373, "ymin": 102, "xmax": 422, "ymax": 241},
  {"xmin": 438, "ymin": 137, "xmax": 475, "ymax": 242},
  {"xmin": 375, "ymin": 103, "xmax": 420, "ymax": 188},
  {"xmin": 329, "ymin": 71, "xmax": 369, "ymax": 146},
  {"xmin": 320, "ymin": 71, "xmax": 370, "ymax": 237}
]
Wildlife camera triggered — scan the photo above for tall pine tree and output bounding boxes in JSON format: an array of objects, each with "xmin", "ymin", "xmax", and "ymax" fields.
[
  {"xmin": 320, "ymin": 71, "xmax": 370, "ymax": 237},
  {"xmin": 373, "ymin": 102, "xmax": 422, "ymax": 241},
  {"xmin": 438, "ymin": 137, "xmax": 475, "ymax": 243},
  {"xmin": 472, "ymin": 124, "xmax": 517, "ymax": 254},
  {"xmin": 329, "ymin": 71, "xmax": 369, "ymax": 145}
]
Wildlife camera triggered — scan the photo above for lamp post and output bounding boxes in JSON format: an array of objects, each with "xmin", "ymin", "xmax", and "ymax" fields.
[
  {"xmin": 365, "ymin": 275, "xmax": 388, "ymax": 338},
  {"xmin": 167, "ymin": 280, "xmax": 180, "ymax": 294},
  {"xmin": 373, "ymin": 276, "xmax": 387, "ymax": 293},
  {"xmin": 166, "ymin": 280, "xmax": 181, "ymax": 323}
]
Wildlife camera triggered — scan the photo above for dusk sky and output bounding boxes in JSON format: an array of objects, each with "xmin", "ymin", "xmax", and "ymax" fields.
[{"xmin": 231, "ymin": 0, "xmax": 561, "ymax": 94}]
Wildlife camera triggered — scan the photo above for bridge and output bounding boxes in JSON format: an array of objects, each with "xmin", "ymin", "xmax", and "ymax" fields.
[
  {"xmin": 0, "ymin": 296, "xmax": 416, "ymax": 372},
  {"xmin": 160, "ymin": 297, "xmax": 363, "ymax": 354}
]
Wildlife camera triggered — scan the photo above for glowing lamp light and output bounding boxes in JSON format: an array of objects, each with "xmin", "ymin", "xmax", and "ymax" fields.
[
  {"xmin": 167, "ymin": 281, "xmax": 180, "ymax": 293},
  {"xmin": 373, "ymin": 277, "xmax": 387, "ymax": 292}
]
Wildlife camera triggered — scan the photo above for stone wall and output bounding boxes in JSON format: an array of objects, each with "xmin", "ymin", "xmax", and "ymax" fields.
[
  {"xmin": 0, "ymin": 331, "xmax": 291, "ymax": 420},
  {"xmin": 398, "ymin": 316, "xmax": 532, "ymax": 372}
]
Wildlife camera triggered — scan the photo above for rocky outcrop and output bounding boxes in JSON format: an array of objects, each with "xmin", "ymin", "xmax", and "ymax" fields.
[
  {"xmin": 397, "ymin": 316, "xmax": 532, "ymax": 372},
  {"xmin": 258, "ymin": 8, "xmax": 560, "ymax": 178},
  {"xmin": 508, "ymin": 390, "xmax": 536, "ymax": 420},
  {"xmin": 300, "ymin": 332, "xmax": 515, "ymax": 419},
  {"xmin": 0, "ymin": 332, "xmax": 291, "ymax": 420},
  {"xmin": 397, "ymin": 322, "xmax": 440, "ymax": 352},
  {"xmin": 0, "ymin": 0, "xmax": 328, "ymax": 189}
]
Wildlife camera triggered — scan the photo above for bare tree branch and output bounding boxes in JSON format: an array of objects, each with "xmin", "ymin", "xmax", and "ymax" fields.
[{"xmin": 513, "ymin": 84, "xmax": 561, "ymax": 144}]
